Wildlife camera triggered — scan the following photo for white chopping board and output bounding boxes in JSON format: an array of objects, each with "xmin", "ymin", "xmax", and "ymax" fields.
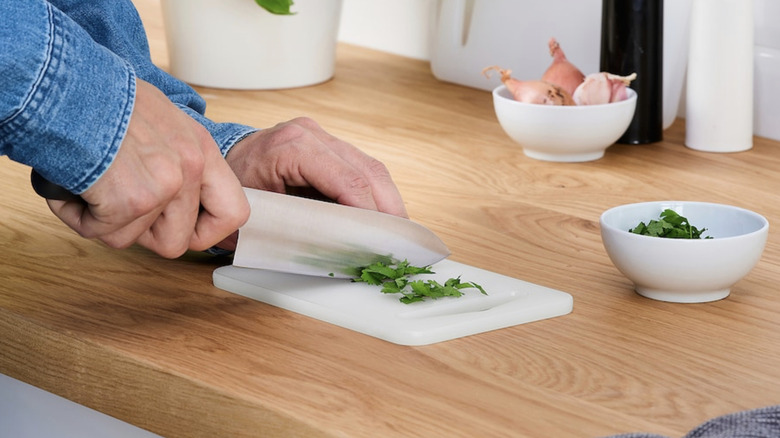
[{"xmin": 213, "ymin": 259, "xmax": 573, "ymax": 346}]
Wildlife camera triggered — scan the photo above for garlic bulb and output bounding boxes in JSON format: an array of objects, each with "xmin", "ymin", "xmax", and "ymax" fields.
[{"xmin": 572, "ymin": 72, "xmax": 637, "ymax": 105}]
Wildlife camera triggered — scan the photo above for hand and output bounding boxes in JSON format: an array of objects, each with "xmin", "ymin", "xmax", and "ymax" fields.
[
  {"xmin": 226, "ymin": 117, "xmax": 408, "ymax": 216},
  {"xmin": 47, "ymin": 79, "xmax": 250, "ymax": 258},
  {"xmin": 216, "ymin": 117, "xmax": 408, "ymax": 252}
]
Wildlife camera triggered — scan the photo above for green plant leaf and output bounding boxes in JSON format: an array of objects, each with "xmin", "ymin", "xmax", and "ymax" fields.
[
  {"xmin": 352, "ymin": 260, "xmax": 488, "ymax": 304},
  {"xmin": 629, "ymin": 209, "xmax": 711, "ymax": 239},
  {"xmin": 358, "ymin": 270, "xmax": 384, "ymax": 286},
  {"xmin": 254, "ymin": 0, "xmax": 295, "ymax": 15}
]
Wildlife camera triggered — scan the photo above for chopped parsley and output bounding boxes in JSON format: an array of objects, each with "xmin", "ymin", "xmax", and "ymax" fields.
[
  {"xmin": 629, "ymin": 209, "xmax": 712, "ymax": 239},
  {"xmin": 352, "ymin": 260, "xmax": 487, "ymax": 304}
]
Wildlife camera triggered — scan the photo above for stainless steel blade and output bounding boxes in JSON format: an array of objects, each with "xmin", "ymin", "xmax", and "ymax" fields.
[{"xmin": 232, "ymin": 188, "xmax": 451, "ymax": 278}]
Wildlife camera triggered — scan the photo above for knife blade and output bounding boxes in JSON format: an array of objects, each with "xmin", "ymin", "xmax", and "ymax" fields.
[{"xmin": 232, "ymin": 187, "xmax": 451, "ymax": 278}]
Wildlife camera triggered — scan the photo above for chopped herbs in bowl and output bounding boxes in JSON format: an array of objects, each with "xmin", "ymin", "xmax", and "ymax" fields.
[
  {"xmin": 629, "ymin": 209, "xmax": 712, "ymax": 239},
  {"xmin": 600, "ymin": 201, "xmax": 768, "ymax": 303}
]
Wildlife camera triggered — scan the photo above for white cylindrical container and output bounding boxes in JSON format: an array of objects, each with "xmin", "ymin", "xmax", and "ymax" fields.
[
  {"xmin": 685, "ymin": 0, "xmax": 754, "ymax": 152},
  {"xmin": 161, "ymin": 0, "xmax": 343, "ymax": 90}
]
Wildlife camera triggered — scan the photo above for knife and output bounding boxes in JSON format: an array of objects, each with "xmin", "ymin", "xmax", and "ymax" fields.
[
  {"xmin": 30, "ymin": 169, "xmax": 83, "ymax": 202},
  {"xmin": 29, "ymin": 173, "xmax": 449, "ymax": 273},
  {"xmin": 232, "ymin": 187, "xmax": 451, "ymax": 279}
]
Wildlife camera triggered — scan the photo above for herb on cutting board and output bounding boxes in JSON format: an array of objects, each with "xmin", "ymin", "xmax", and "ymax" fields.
[
  {"xmin": 629, "ymin": 209, "xmax": 712, "ymax": 239},
  {"xmin": 352, "ymin": 260, "xmax": 488, "ymax": 304}
]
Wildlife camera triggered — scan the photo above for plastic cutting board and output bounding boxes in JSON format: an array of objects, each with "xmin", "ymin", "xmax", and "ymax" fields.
[{"xmin": 213, "ymin": 259, "xmax": 573, "ymax": 346}]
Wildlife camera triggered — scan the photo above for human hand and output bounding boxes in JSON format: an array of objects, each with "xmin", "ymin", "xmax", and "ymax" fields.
[
  {"xmin": 226, "ymin": 117, "xmax": 408, "ymax": 216},
  {"xmin": 47, "ymin": 79, "xmax": 250, "ymax": 258},
  {"xmin": 216, "ymin": 117, "xmax": 408, "ymax": 252}
]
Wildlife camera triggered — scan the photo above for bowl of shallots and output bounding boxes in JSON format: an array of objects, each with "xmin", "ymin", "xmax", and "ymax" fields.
[{"xmin": 485, "ymin": 38, "xmax": 637, "ymax": 162}]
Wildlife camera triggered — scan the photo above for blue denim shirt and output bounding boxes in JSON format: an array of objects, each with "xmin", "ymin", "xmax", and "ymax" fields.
[{"xmin": 0, "ymin": 0, "xmax": 257, "ymax": 194}]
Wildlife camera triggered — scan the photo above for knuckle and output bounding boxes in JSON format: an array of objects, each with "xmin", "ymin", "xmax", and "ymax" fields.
[
  {"xmin": 127, "ymin": 183, "xmax": 175, "ymax": 216},
  {"xmin": 165, "ymin": 127, "xmax": 210, "ymax": 178},
  {"xmin": 135, "ymin": 154, "xmax": 187, "ymax": 210},
  {"xmin": 156, "ymin": 243, "xmax": 188, "ymax": 259},
  {"xmin": 143, "ymin": 232, "xmax": 190, "ymax": 259},
  {"xmin": 289, "ymin": 116, "xmax": 319, "ymax": 130},
  {"xmin": 214, "ymin": 199, "xmax": 251, "ymax": 235},
  {"xmin": 69, "ymin": 219, "xmax": 100, "ymax": 239},
  {"xmin": 269, "ymin": 121, "xmax": 310, "ymax": 145},
  {"xmin": 232, "ymin": 198, "xmax": 251, "ymax": 228},
  {"xmin": 98, "ymin": 234, "xmax": 135, "ymax": 250},
  {"xmin": 364, "ymin": 157, "xmax": 392, "ymax": 179},
  {"xmin": 347, "ymin": 174, "xmax": 372, "ymax": 195},
  {"xmin": 178, "ymin": 135, "xmax": 208, "ymax": 177},
  {"xmin": 180, "ymin": 147, "xmax": 206, "ymax": 178}
]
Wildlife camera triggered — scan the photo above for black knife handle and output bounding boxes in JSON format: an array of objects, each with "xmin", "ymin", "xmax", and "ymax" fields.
[{"xmin": 30, "ymin": 169, "xmax": 83, "ymax": 202}]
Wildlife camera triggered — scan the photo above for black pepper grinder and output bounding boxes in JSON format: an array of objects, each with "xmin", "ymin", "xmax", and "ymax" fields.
[{"xmin": 600, "ymin": 0, "xmax": 664, "ymax": 144}]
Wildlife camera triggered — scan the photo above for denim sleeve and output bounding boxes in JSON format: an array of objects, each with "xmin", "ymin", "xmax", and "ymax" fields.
[
  {"xmin": 0, "ymin": 0, "xmax": 134, "ymax": 194},
  {"xmin": 50, "ymin": 0, "xmax": 258, "ymax": 157}
]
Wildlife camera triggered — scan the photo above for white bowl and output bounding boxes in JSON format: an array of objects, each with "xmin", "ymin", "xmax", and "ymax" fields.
[
  {"xmin": 492, "ymin": 85, "xmax": 637, "ymax": 162},
  {"xmin": 600, "ymin": 201, "xmax": 769, "ymax": 303}
]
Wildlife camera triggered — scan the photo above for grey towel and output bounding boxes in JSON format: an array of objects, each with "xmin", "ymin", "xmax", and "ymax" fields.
[{"xmin": 605, "ymin": 405, "xmax": 780, "ymax": 438}]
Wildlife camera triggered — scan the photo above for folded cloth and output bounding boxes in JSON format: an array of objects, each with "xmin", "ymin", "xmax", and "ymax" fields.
[{"xmin": 605, "ymin": 404, "xmax": 780, "ymax": 438}]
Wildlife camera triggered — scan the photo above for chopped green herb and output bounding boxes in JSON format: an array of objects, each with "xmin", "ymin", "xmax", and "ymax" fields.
[
  {"xmin": 352, "ymin": 260, "xmax": 487, "ymax": 304},
  {"xmin": 629, "ymin": 209, "xmax": 712, "ymax": 239}
]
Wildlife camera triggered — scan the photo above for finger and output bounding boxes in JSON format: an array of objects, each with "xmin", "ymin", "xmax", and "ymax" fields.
[
  {"xmin": 345, "ymin": 154, "xmax": 408, "ymax": 218},
  {"xmin": 133, "ymin": 186, "xmax": 201, "ymax": 258},
  {"xmin": 290, "ymin": 120, "xmax": 408, "ymax": 217},
  {"xmin": 213, "ymin": 230, "xmax": 239, "ymax": 252},
  {"xmin": 189, "ymin": 150, "xmax": 250, "ymax": 251},
  {"xmin": 131, "ymin": 143, "xmax": 205, "ymax": 257},
  {"xmin": 281, "ymin": 145, "xmax": 380, "ymax": 211},
  {"xmin": 48, "ymin": 197, "xmax": 161, "ymax": 249},
  {"xmin": 47, "ymin": 153, "xmax": 197, "ymax": 255}
]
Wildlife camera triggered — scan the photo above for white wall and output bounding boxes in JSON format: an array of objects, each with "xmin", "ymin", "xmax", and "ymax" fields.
[{"xmin": 338, "ymin": 0, "xmax": 436, "ymax": 60}]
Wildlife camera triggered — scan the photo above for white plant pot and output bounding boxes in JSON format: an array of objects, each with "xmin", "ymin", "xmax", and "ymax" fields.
[{"xmin": 161, "ymin": 0, "xmax": 343, "ymax": 90}]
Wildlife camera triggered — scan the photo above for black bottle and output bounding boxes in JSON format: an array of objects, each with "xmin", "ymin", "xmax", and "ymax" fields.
[{"xmin": 600, "ymin": 0, "xmax": 664, "ymax": 144}]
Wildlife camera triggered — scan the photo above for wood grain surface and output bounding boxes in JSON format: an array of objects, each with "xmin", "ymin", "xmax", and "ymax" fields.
[{"xmin": 2, "ymin": 1, "xmax": 779, "ymax": 436}]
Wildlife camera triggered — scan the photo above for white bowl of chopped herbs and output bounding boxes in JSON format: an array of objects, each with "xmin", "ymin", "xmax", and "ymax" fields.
[{"xmin": 600, "ymin": 201, "xmax": 769, "ymax": 303}]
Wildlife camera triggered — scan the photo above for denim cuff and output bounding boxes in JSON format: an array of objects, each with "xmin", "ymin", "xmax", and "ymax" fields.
[
  {"xmin": 177, "ymin": 105, "xmax": 258, "ymax": 157},
  {"xmin": 1, "ymin": 1, "xmax": 135, "ymax": 194}
]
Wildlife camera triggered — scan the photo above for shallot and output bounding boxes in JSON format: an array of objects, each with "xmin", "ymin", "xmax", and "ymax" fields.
[
  {"xmin": 572, "ymin": 72, "xmax": 637, "ymax": 105},
  {"xmin": 541, "ymin": 38, "xmax": 585, "ymax": 97},
  {"xmin": 482, "ymin": 66, "xmax": 575, "ymax": 106}
]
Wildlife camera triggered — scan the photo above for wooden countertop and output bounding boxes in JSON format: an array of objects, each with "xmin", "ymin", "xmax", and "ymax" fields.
[{"xmin": 2, "ymin": 1, "xmax": 780, "ymax": 436}]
